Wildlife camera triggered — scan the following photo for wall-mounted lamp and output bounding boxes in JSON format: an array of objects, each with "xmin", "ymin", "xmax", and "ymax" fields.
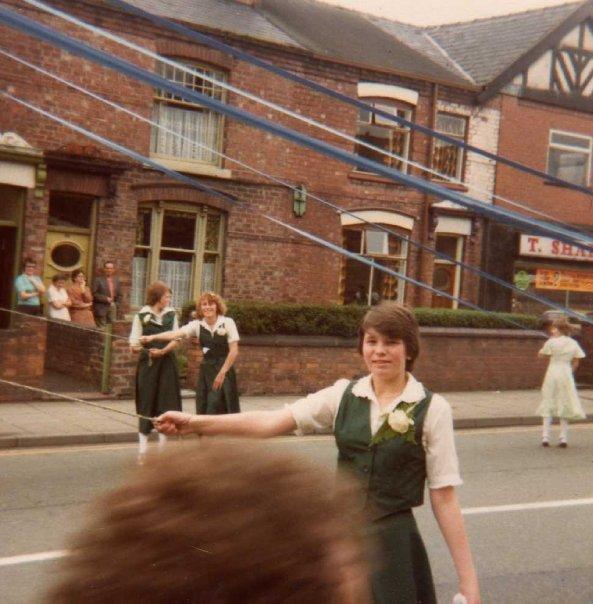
[{"xmin": 293, "ymin": 184, "xmax": 307, "ymax": 217}]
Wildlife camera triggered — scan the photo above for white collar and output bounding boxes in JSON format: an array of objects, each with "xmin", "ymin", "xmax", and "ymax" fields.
[
  {"xmin": 200, "ymin": 315, "xmax": 226, "ymax": 330},
  {"xmin": 352, "ymin": 373, "xmax": 425, "ymax": 408},
  {"xmin": 139, "ymin": 305, "xmax": 176, "ymax": 316}
]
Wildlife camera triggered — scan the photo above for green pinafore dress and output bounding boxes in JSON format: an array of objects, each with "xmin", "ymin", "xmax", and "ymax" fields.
[
  {"xmin": 196, "ymin": 322, "xmax": 240, "ymax": 415},
  {"xmin": 334, "ymin": 382, "xmax": 435, "ymax": 604},
  {"xmin": 135, "ymin": 310, "xmax": 182, "ymax": 435}
]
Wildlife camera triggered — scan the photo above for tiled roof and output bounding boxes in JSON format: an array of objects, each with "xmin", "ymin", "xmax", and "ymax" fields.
[
  {"xmin": 258, "ymin": 0, "xmax": 472, "ymax": 86},
  {"xmin": 124, "ymin": 0, "xmax": 303, "ymax": 48},
  {"xmin": 426, "ymin": 2, "xmax": 583, "ymax": 85}
]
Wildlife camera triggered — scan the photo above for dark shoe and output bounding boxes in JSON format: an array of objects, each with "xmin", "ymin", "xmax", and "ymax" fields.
[
  {"xmin": 542, "ymin": 441, "xmax": 549, "ymax": 447},
  {"xmin": 558, "ymin": 442, "xmax": 568, "ymax": 448}
]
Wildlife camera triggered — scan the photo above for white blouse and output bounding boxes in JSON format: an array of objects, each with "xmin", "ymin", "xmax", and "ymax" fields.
[
  {"xmin": 288, "ymin": 373, "xmax": 462, "ymax": 490},
  {"xmin": 128, "ymin": 306, "xmax": 179, "ymax": 346},
  {"xmin": 179, "ymin": 315, "xmax": 240, "ymax": 343},
  {"xmin": 47, "ymin": 285, "xmax": 71, "ymax": 321}
]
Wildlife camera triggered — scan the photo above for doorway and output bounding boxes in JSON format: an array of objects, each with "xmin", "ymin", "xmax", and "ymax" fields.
[{"xmin": 0, "ymin": 226, "xmax": 17, "ymax": 328}]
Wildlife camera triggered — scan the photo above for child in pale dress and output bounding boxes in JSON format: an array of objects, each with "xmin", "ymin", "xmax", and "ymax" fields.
[{"xmin": 537, "ymin": 318, "xmax": 586, "ymax": 447}]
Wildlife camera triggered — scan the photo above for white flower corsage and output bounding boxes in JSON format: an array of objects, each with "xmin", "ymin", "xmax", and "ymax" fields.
[
  {"xmin": 371, "ymin": 402, "xmax": 417, "ymax": 445},
  {"xmin": 215, "ymin": 326, "xmax": 227, "ymax": 337},
  {"xmin": 143, "ymin": 314, "xmax": 152, "ymax": 325}
]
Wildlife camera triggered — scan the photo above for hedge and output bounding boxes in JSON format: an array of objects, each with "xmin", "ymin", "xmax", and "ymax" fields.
[{"xmin": 181, "ymin": 301, "xmax": 540, "ymax": 337}]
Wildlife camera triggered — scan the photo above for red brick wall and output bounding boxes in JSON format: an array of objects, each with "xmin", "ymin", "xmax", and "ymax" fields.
[
  {"xmin": 0, "ymin": 316, "xmax": 46, "ymax": 401},
  {"xmin": 103, "ymin": 323, "xmax": 547, "ymax": 396},
  {"xmin": 0, "ymin": 0, "xmax": 483, "ymax": 307}
]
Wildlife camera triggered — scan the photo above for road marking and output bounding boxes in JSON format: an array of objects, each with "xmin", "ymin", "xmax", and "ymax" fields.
[
  {"xmin": 462, "ymin": 497, "xmax": 593, "ymax": 515},
  {"xmin": 0, "ymin": 550, "xmax": 69, "ymax": 567}
]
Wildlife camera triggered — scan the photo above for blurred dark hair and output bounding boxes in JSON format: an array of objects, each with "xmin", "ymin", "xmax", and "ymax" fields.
[
  {"xmin": 46, "ymin": 441, "xmax": 368, "ymax": 603},
  {"xmin": 145, "ymin": 281, "xmax": 171, "ymax": 307}
]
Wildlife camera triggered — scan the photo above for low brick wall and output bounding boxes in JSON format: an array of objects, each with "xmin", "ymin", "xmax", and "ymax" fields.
[
  {"xmin": 12, "ymin": 321, "xmax": 547, "ymax": 398},
  {"xmin": 45, "ymin": 320, "xmax": 105, "ymax": 389},
  {"xmin": 0, "ymin": 316, "xmax": 46, "ymax": 401}
]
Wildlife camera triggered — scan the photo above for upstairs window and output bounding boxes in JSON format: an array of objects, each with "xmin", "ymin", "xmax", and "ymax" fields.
[
  {"xmin": 432, "ymin": 113, "xmax": 467, "ymax": 180},
  {"xmin": 151, "ymin": 59, "xmax": 227, "ymax": 166},
  {"xmin": 547, "ymin": 130, "xmax": 592, "ymax": 187},
  {"xmin": 355, "ymin": 100, "xmax": 413, "ymax": 174}
]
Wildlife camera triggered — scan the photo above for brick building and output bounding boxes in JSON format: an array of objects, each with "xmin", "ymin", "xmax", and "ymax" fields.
[
  {"xmin": 0, "ymin": 0, "xmax": 501, "ymax": 325},
  {"xmin": 427, "ymin": 1, "xmax": 593, "ymax": 313}
]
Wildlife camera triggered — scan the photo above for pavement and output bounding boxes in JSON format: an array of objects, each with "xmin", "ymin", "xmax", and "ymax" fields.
[{"xmin": 1, "ymin": 387, "xmax": 593, "ymax": 449}]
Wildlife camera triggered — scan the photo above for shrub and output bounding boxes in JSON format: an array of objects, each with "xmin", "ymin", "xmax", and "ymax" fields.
[{"xmin": 181, "ymin": 301, "xmax": 540, "ymax": 337}]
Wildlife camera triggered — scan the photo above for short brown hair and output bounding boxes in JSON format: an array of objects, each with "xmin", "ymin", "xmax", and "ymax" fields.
[
  {"xmin": 357, "ymin": 302, "xmax": 420, "ymax": 371},
  {"xmin": 145, "ymin": 281, "xmax": 171, "ymax": 306},
  {"xmin": 71, "ymin": 268, "xmax": 85, "ymax": 281},
  {"xmin": 51, "ymin": 273, "xmax": 68, "ymax": 284},
  {"xmin": 22, "ymin": 256, "xmax": 36, "ymax": 268},
  {"xmin": 553, "ymin": 317, "xmax": 573, "ymax": 336},
  {"xmin": 47, "ymin": 441, "xmax": 368, "ymax": 603},
  {"xmin": 195, "ymin": 291, "xmax": 227, "ymax": 317}
]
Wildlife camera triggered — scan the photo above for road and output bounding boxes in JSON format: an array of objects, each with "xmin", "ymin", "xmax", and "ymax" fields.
[{"xmin": 1, "ymin": 424, "xmax": 593, "ymax": 603}]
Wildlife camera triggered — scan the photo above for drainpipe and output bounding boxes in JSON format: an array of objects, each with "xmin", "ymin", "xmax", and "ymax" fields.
[{"xmin": 101, "ymin": 323, "xmax": 113, "ymax": 394}]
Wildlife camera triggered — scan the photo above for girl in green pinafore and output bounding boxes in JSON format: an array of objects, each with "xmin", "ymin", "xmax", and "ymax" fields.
[
  {"xmin": 155, "ymin": 302, "xmax": 480, "ymax": 604},
  {"xmin": 141, "ymin": 292, "xmax": 240, "ymax": 415},
  {"xmin": 129, "ymin": 281, "xmax": 182, "ymax": 464}
]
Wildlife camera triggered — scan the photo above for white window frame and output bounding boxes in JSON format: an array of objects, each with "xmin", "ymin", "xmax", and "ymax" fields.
[
  {"xmin": 546, "ymin": 129, "xmax": 592, "ymax": 187},
  {"xmin": 433, "ymin": 234, "xmax": 464, "ymax": 309},
  {"xmin": 150, "ymin": 59, "xmax": 229, "ymax": 175},
  {"xmin": 432, "ymin": 112, "xmax": 468, "ymax": 180}
]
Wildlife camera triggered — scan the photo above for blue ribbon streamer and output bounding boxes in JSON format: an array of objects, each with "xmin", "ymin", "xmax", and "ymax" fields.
[
  {"xmin": 105, "ymin": 0, "xmax": 593, "ymax": 197},
  {"xmin": 1, "ymin": 4, "xmax": 592, "ymax": 254}
]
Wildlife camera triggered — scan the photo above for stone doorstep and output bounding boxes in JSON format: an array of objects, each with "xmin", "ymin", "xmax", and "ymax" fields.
[{"xmin": 1, "ymin": 415, "xmax": 592, "ymax": 449}]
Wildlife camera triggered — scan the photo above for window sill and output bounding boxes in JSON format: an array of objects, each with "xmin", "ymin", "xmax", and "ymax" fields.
[
  {"xmin": 429, "ymin": 179, "xmax": 468, "ymax": 192},
  {"xmin": 348, "ymin": 171, "xmax": 408, "ymax": 185},
  {"xmin": 543, "ymin": 179, "xmax": 591, "ymax": 190},
  {"xmin": 148, "ymin": 156, "xmax": 232, "ymax": 179}
]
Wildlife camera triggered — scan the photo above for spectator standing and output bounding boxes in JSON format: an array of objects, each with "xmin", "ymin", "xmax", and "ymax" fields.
[
  {"xmin": 47, "ymin": 274, "xmax": 71, "ymax": 321},
  {"xmin": 14, "ymin": 256, "xmax": 45, "ymax": 316},
  {"xmin": 68, "ymin": 269, "xmax": 95, "ymax": 326},
  {"xmin": 92, "ymin": 260, "xmax": 121, "ymax": 327}
]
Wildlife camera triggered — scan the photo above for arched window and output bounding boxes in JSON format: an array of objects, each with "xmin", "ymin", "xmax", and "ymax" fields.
[
  {"xmin": 132, "ymin": 203, "xmax": 225, "ymax": 308},
  {"xmin": 340, "ymin": 210, "xmax": 411, "ymax": 305}
]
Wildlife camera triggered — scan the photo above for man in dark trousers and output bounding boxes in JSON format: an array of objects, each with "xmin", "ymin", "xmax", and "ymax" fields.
[{"xmin": 92, "ymin": 260, "xmax": 122, "ymax": 327}]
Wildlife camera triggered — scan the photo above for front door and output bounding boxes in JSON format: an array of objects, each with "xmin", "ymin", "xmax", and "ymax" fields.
[
  {"xmin": 44, "ymin": 194, "xmax": 95, "ymax": 287},
  {"xmin": 0, "ymin": 226, "xmax": 17, "ymax": 328}
]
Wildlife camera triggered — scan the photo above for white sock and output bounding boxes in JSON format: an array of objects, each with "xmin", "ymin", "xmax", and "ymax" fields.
[
  {"xmin": 559, "ymin": 419, "xmax": 569, "ymax": 443},
  {"xmin": 158, "ymin": 432, "xmax": 167, "ymax": 450},
  {"xmin": 138, "ymin": 432, "xmax": 149, "ymax": 454},
  {"xmin": 542, "ymin": 417, "xmax": 552, "ymax": 441}
]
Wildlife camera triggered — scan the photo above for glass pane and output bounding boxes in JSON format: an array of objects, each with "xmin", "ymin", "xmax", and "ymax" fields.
[
  {"xmin": 387, "ymin": 234, "xmax": 404, "ymax": 256},
  {"xmin": 155, "ymin": 61, "xmax": 227, "ymax": 103},
  {"xmin": 151, "ymin": 103, "xmax": 222, "ymax": 164},
  {"xmin": 343, "ymin": 229, "xmax": 362, "ymax": 253},
  {"xmin": 136, "ymin": 208, "xmax": 151, "ymax": 246},
  {"xmin": 201, "ymin": 253, "xmax": 217, "ymax": 293},
  {"xmin": 48, "ymin": 195, "xmax": 93, "ymax": 229},
  {"xmin": 158, "ymin": 250, "xmax": 193, "ymax": 307},
  {"xmin": 435, "ymin": 235, "xmax": 459, "ymax": 258},
  {"xmin": 436, "ymin": 113, "xmax": 466, "ymax": 137},
  {"xmin": 365, "ymin": 230, "xmax": 388, "ymax": 255},
  {"xmin": 131, "ymin": 251, "xmax": 149, "ymax": 307},
  {"xmin": 161, "ymin": 211, "xmax": 196, "ymax": 250},
  {"xmin": 371, "ymin": 258, "xmax": 404, "ymax": 303},
  {"xmin": 205, "ymin": 214, "xmax": 221, "ymax": 251},
  {"xmin": 551, "ymin": 132, "xmax": 591, "ymax": 149},
  {"xmin": 343, "ymin": 256, "xmax": 370, "ymax": 305},
  {"xmin": 50, "ymin": 243, "xmax": 81, "ymax": 269},
  {"xmin": 432, "ymin": 141, "xmax": 463, "ymax": 178},
  {"xmin": 548, "ymin": 148, "xmax": 588, "ymax": 186}
]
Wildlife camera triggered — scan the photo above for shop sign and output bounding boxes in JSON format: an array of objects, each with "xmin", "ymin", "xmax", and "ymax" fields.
[
  {"xmin": 519, "ymin": 235, "xmax": 593, "ymax": 262},
  {"xmin": 535, "ymin": 269, "xmax": 593, "ymax": 292}
]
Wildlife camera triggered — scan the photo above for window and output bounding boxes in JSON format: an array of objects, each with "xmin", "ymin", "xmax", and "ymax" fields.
[
  {"xmin": 342, "ymin": 226, "xmax": 407, "ymax": 305},
  {"xmin": 355, "ymin": 100, "xmax": 413, "ymax": 173},
  {"xmin": 547, "ymin": 130, "xmax": 592, "ymax": 187},
  {"xmin": 131, "ymin": 204, "xmax": 225, "ymax": 308},
  {"xmin": 432, "ymin": 235, "xmax": 463, "ymax": 309},
  {"xmin": 151, "ymin": 59, "xmax": 227, "ymax": 166},
  {"xmin": 432, "ymin": 113, "xmax": 467, "ymax": 180}
]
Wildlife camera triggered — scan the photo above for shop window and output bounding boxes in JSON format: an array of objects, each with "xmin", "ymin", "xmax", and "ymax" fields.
[
  {"xmin": 355, "ymin": 100, "xmax": 413, "ymax": 174},
  {"xmin": 151, "ymin": 59, "xmax": 227, "ymax": 167},
  {"xmin": 431, "ymin": 113, "xmax": 467, "ymax": 180},
  {"xmin": 342, "ymin": 226, "xmax": 407, "ymax": 305},
  {"xmin": 132, "ymin": 204, "xmax": 225, "ymax": 308},
  {"xmin": 547, "ymin": 130, "xmax": 592, "ymax": 187},
  {"xmin": 432, "ymin": 235, "xmax": 463, "ymax": 309}
]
